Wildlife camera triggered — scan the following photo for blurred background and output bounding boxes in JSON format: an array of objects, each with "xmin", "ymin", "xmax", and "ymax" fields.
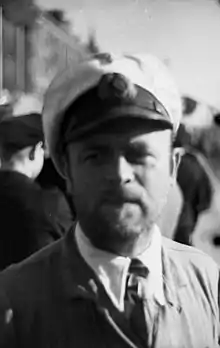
[
  {"xmin": 2, "ymin": 0, "xmax": 220, "ymax": 115},
  {"xmin": 1, "ymin": 0, "xmax": 220, "ymax": 110}
]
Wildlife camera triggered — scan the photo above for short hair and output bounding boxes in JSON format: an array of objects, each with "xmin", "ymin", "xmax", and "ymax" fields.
[
  {"xmin": 182, "ymin": 96, "xmax": 197, "ymax": 116},
  {"xmin": 193, "ymin": 126, "xmax": 220, "ymax": 157},
  {"xmin": 213, "ymin": 113, "xmax": 220, "ymax": 126},
  {"xmin": 173, "ymin": 124, "xmax": 192, "ymax": 148},
  {"xmin": 0, "ymin": 142, "xmax": 29, "ymax": 163}
]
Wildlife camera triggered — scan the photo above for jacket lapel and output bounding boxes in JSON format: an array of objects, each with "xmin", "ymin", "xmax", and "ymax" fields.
[
  {"xmin": 59, "ymin": 229, "xmax": 199, "ymax": 348},
  {"xmin": 162, "ymin": 238, "xmax": 187, "ymax": 308},
  {"xmin": 154, "ymin": 238, "xmax": 193, "ymax": 348},
  {"xmin": 60, "ymin": 227, "xmax": 144, "ymax": 348}
]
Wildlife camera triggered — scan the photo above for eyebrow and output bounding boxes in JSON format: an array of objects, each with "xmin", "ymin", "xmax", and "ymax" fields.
[
  {"xmin": 128, "ymin": 140, "xmax": 152, "ymax": 152},
  {"xmin": 80, "ymin": 143, "xmax": 110, "ymax": 152},
  {"xmin": 78, "ymin": 132, "xmax": 159, "ymax": 153}
]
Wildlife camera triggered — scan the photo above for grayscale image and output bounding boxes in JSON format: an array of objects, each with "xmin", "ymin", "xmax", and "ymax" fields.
[{"xmin": 0, "ymin": 0, "xmax": 220, "ymax": 347}]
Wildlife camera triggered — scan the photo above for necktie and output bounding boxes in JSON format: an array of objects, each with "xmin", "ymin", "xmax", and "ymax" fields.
[{"xmin": 124, "ymin": 258, "xmax": 157, "ymax": 346}]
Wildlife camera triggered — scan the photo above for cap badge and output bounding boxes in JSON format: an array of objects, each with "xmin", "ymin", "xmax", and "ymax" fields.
[{"xmin": 98, "ymin": 73, "xmax": 137, "ymax": 102}]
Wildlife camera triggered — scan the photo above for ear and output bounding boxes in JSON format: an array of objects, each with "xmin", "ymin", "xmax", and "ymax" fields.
[
  {"xmin": 29, "ymin": 142, "xmax": 43, "ymax": 161},
  {"xmin": 171, "ymin": 147, "xmax": 184, "ymax": 180},
  {"xmin": 62, "ymin": 152, "xmax": 72, "ymax": 193},
  {"xmin": 64, "ymin": 166, "xmax": 74, "ymax": 194}
]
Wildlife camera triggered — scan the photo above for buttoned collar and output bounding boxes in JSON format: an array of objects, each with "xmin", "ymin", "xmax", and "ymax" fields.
[{"xmin": 75, "ymin": 223, "xmax": 165, "ymax": 311}]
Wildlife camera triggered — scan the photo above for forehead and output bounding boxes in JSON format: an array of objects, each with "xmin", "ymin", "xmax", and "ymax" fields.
[{"xmin": 68, "ymin": 119, "xmax": 172, "ymax": 152}]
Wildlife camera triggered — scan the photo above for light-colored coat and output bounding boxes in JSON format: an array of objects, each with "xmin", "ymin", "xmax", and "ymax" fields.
[{"xmin": 0, "ymin": 229, "xmax": 219, "ymax": 348}]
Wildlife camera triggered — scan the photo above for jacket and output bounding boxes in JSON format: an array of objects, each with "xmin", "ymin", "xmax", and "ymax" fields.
[
  {"xmin": 0, "ymin": 227, "xmax": 219, "ymax": 348},
  {"xmin": 0, "ymin": 170, "xmax": 61, "ymax": 270}
]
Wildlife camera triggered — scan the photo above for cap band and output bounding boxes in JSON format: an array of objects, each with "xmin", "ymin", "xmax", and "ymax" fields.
[{"xmin": 62, "ymin": 73, "xmax": 172, "ymax": 146}]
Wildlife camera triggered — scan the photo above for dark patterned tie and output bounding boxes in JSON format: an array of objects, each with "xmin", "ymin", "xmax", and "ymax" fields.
[{"xmin": 124, "ymin": 258, "xmax": 156, "ymax": 346}]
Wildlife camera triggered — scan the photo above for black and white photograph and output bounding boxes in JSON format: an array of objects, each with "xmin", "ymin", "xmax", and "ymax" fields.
[{"xmin": 0, "ymin": 0, "xmax": 220, "ymax": 347}]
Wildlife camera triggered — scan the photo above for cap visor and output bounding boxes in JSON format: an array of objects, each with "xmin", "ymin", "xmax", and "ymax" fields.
[{"xmin": 69, "ymin": 105, "xmax": 173, "ymax": 140}]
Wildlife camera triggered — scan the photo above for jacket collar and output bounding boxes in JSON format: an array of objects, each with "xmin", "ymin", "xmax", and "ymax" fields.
[
  {"xmin": 61, "ymin": 226, "xmax": 100, "ymax": 301},
  {"xmin": 61, "ymin": 227, "xmax": 187, "ymax": 310},
  {"xmin": 75, "ymin": 222, "xmax": 165, "ymax": 309}
]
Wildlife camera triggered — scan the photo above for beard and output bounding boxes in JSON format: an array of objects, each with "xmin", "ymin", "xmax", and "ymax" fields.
[{"xmin": 74, "ymin": 188, "xmax": 161, "ymax": 255}]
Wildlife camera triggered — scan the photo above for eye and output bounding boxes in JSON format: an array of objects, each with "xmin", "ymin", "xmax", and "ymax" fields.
[
  {"xmin": 81, "ymin": 144, "xmax": 114, "ymax": 164},
  {"xmin": 82, "ymin": 146, "xmax": 111, "ymax": 164},
  {"xmin": 126, "ymin": 147, "xmax": 154, "ymax": 164},
  {"xmin": 83, "ymin": 151, "xmax": 100, "ymax": 162}
]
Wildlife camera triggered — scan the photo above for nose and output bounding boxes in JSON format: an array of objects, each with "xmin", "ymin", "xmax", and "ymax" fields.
[{"xmin": 106, "ymin": 155, "xmax": 134, "ymax": 184}]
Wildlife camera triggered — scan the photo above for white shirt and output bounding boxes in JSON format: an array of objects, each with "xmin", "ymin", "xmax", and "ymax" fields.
[{"xmin": 75, "ymin": 223, "xmax": 165, "ymax": 311}]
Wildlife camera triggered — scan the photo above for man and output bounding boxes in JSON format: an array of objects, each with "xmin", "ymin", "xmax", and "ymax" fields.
[
  {"xmin": 0, "ymin": 113, "xmax": 61, "ymax": 270},
  {"xmin": 173, "ymin": 124, "xmax": 212, "ymax": 245},
  {"xmin": 0, "ymin": 53, "xmax": 219, "ymax": 348}
]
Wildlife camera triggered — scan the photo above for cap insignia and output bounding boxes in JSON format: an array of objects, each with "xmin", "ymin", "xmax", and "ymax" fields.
[{"xmin": 98, "ymin": 73, "xmax": 137, "ymax": 102}]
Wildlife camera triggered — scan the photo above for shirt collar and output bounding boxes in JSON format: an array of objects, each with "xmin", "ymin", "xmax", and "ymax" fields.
[{"xmin": 75, "ymin": 223, "xmax": 165, "ymax": 311}]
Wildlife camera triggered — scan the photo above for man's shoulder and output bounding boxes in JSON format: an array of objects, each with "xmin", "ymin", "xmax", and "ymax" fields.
[
  {"xmin": 0, "ymin": 170, "xmax": 30, "ymax": 185},
  {"xmin": 0, "ymin": 237, "xmax": 70, "ymax": 345},
  {"xmin": 0, "ymin": 170, "xmax": 40, "ymax": 198},
  {"xmin": 162, "ymin": 237, "xmax": 219, "ymax": 274}
]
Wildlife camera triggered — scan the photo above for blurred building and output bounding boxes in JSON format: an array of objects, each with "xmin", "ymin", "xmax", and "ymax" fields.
[{"xmin": 0, "ymin": 7, "xmax": 89, "ymax": 97}]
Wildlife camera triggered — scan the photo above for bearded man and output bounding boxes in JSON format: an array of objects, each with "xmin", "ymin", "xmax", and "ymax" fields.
[{"xmin": 0, "ymin": 53, "xmax": 219, "ymax": 348}]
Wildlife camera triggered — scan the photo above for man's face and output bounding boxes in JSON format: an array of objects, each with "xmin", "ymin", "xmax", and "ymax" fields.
[{"xmin": 66, "ymin": 120, "xmax": 175, "ymax": 255}]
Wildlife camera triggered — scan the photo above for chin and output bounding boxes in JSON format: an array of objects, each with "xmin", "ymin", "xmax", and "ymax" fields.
[
  {"xmin": 92, "ymin": 220, "xmax": 151, "ymax": 255},
  {"xmin": 112, "ymin": 221, "xmax": 145, "ymax": 240},
  {"xmin": 106, "ymin": 203, "xmax": 153, "ymax": 229},
  {"xmin": 101, "ymin": 202, "xmax": 143, "ymax": 221},
  {"xmin": 78, "ymin": 203, "xmax": 154, "ymax": 254}
]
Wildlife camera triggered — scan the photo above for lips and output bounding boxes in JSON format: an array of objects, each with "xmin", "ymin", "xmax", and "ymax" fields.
[
  {"xmin": 101, "ymin": 187, "xmax": 143, "ymax": 206},
  {"xmin": 103, "ymin": 197, "xmax": 138, "ymax": 206}
]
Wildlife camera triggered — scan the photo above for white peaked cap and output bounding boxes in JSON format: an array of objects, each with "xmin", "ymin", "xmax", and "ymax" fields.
[
  {"xmin": 43, "ymin": 53, "xmax": 182, "ymax": 177},
  {"xmin": 13, "ymin": 94, "xmax": 43, "ymax": 117}
]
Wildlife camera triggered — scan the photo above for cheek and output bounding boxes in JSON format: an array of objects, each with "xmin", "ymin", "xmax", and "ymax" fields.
[
  {"xmin": 40, "ymin": 155, "xmax": 44, "ymax": 168},
  {"xmin": 68, "ymin": 167, "xmax": 102, "ymax": 202},
  {"xmin": 35, "ymin": 154, "xmax": 44, "ymax": 171},
  {"xmin": 140, "ymin": 160, "xmax": 172, "ymax": 201}
]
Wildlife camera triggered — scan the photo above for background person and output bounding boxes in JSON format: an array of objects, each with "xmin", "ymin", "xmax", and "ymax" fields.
[
  {"xmin": 0, "ymin": 113, "xmax": 61, "ymax": 270},
  {"xmin": 173, "ymin": 123, "xmax": 212, "ymax": 245},
  {"xmin": 37, "ymin": 156, "xmax": 75, "ymax": 234}
]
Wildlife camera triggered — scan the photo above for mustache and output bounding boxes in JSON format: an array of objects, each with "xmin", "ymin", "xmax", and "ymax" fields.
[{"xmin": 100, "ymin": 185, "xmax": 148, "ymax": 207}]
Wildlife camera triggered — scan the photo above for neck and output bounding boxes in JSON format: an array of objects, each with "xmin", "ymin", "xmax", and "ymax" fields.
[
  {"xmin": 1, "ymin": 162, "xmax": 33, "ymax": 179},
  {"xmin": 111, "ymin": 229, "xmax": 154, "ymax": 258}
]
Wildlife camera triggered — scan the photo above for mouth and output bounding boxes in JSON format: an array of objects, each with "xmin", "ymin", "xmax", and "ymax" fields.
[
  {"xmin": 101, "ymin": 192, "xmax": 142, "ymax": 206},
  {"xmin": 100, "ymin": 187, "xmax": 149, "ymax": 215}
]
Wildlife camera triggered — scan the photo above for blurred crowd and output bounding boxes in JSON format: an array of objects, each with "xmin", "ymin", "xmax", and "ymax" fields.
[{"xmin": 162, "ymin": 96, "xmax": 220, "ymax": 264}]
